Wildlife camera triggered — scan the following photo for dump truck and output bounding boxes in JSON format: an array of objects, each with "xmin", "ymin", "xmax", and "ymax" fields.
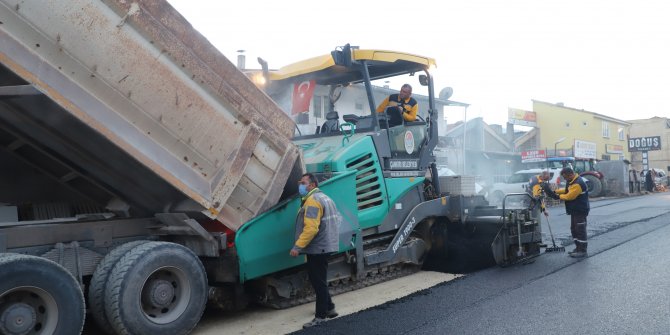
[
  {"xmin": 0, "ymin": 1, "xmax": 543, "ymax": 334},
  {"xmin": 0, "ymin": 1, "xmax": 300, "ymax": 334}
]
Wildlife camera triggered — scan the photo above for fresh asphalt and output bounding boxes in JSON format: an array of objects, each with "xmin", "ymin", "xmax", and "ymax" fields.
[
  {"xmin": 297, "ymin": 192, "xmax": 670, "ymax": 334},
  {"xmin": 539, "ymin": 191, "xmax": 670, "ymax": 247}
]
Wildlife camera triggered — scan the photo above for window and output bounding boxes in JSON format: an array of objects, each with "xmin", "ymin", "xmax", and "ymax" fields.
[
  {"xmin": 582, "ymin": 121, "xmax": 588, "ymax": 127},
  {"xmin": 602, "ymin": 121, "xmax": 609, "ymax": 138},
  {"xmin": 355, "ymin": 101, "xmax": 364, "ymax": 111},
  {"xmin": 618, "ymin": 127, "xmax": 624, "ymax": 140},
  {"xmin": 312, "ymin": 96, "xmax": 323, "ymax": 118}
]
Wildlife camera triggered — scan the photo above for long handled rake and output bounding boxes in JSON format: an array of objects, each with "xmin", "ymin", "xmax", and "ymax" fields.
[
  {"xmin": 543, "ymin": 212, "xmax": 564, "ymax": 252},
  {"xmin": 540, "ymin": 199, "xmax": 565, "ymax": 252}
]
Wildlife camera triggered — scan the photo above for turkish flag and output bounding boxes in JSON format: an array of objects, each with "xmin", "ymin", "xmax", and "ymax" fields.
[{"xmin": 291, "ymin": 80, "xmax": 315, "ymax": 115}]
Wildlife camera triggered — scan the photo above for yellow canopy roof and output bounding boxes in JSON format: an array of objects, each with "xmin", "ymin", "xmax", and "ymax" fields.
[{"xmin": 268, "ymin": 49, "xmax": 436, "ymax": 85}]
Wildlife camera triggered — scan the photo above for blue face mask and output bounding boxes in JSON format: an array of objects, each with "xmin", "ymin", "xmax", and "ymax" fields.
[{"xmin": 298, "ymin": 184, "xmax": 309, "ymax": 196}]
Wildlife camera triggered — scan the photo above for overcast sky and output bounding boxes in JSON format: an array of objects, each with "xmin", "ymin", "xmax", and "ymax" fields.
[{"xmin": 167, "ymin": 0, "xmax": 669, "ymax": 126}]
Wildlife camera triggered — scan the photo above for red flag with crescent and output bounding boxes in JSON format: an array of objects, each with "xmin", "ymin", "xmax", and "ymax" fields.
[{"xmin": 291, "ymin": 80, "xmax": 316, "ymax": 115}]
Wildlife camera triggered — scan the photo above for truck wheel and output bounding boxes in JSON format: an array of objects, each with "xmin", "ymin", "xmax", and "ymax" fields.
[
  {"xmin": 583, "ymin": 175, "xmax": 602, "ymax": 197},
  {"xmin": 104, "ymin": 242, "xmax": 207, "ymax": 335},
  {"xmin": 88, "ymin": 240, "xmax": 150, "ymax": 333},
  {"xmin": 0, "ymin": 253, "xmax": 85, "ymax": 335}
]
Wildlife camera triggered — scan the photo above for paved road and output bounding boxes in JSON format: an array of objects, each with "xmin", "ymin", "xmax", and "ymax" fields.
[
  {"xmin": 297, "ymin": 192, "xmax": 670, "ymax": 334},
  {"xmin": 540, "ymin": 192, "xmax": 670, "ymax": 247}
]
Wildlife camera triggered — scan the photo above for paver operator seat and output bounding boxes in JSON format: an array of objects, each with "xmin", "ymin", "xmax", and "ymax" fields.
[{"xmin": 320, "ymin": 111, "xmax": 340, "ymax": 134}]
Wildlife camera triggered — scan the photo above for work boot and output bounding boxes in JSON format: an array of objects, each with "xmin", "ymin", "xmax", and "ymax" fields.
[
  {"xmin": 326, "ymin": 308, "xmax": 339, "ymax": 319},
  {"xmin": 568, "ymin": 248, "xmax": 579, "ymax": 256},
  {"xmin": 303, "ymin": 317, "xmax": 327, "ymax": 329},
  {"xmin": 569, "ymin": 251, "xmax": 588, "ymax": 258}
]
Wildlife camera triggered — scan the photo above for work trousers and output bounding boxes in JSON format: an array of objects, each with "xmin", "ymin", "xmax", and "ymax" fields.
[
  {"xmin": 306, "ymin": 253, "xmax": 334, "ymax": 318},
  {"xmin": 570, "ymin": 213, "xmax": 588, "ymax": 252}
]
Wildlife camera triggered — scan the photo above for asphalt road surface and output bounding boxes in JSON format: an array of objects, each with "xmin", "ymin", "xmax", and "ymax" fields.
[
  {"xmin": 296, "ymin": 192, "xmax": 670, "ymax": 334},
  {"xmin": 540, "ymin": 192, "xmax": 670, "ymax": 247}
]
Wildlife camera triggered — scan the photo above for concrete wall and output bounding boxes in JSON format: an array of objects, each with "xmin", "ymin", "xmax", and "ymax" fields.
[{"xmin": 598, "ymin": 160, "xmax": 630, "ymax": 195}]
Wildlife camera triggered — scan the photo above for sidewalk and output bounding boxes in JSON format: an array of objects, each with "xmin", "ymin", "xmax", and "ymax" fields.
[{"xmin": 192, "ymin": 271, "xmax": 460, "ymax": 335}]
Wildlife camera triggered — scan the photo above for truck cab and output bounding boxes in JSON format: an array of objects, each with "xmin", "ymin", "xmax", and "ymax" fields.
[{"xmin": 258, "ymin": 44, "xmax": 441, "ymax": 182}]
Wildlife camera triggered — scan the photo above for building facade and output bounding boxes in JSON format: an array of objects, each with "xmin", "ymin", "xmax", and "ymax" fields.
[
  {"xmin": 627, "ymin": 117, "xmax": 670, "ymax": 173},
  {"xmin": 524, "ymin": 100, "xmax": 631, "ymax": 161}
]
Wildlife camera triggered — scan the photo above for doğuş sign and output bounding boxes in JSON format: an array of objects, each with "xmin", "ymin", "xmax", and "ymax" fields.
[{"xmin": 628, "ymin": 136, "xmax": 661, "ymax": 152}]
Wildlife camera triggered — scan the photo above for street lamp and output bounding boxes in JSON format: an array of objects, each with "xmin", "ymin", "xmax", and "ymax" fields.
[{"xmin": 554, "ymin": 137, "xmax": 566, "ymax": 156}]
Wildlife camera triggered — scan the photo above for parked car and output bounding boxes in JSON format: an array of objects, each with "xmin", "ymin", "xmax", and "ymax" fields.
[
  {"xmin": 487, "ymin": 168, "xmax": 562, "ymax": 206},
  {"xmin": 651, "ymin": 168, "xmax": 667, "ymax": 185},
  {"xmin": 644, "ymin": 168, "xmax": 668, "ymax": 187}
]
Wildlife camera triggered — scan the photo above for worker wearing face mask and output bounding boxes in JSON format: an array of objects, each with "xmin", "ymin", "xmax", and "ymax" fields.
[{"xmin": 290, "ymin": 173, "xmax": 341, "ymax": 328}]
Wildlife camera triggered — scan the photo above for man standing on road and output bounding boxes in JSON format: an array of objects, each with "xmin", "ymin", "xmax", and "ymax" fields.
[
  {"xmin": 543, "ymin": 167, "xmax": 590, "ymax": 258},
  {"xmin": 290, "ymin": 173, "xmax": 341, "ymax": 328},
  {"xmin": 645, "ymin": 169, "xmax": 655, "ymax": 192}
]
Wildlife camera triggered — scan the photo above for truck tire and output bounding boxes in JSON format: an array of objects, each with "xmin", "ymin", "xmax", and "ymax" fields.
[
  {"xmin": 88, "ymin": 240, "xmax": 150, "ymax": 333},
  {"xmin": 104, "ymin": 242, "xmax": 207, "ymax": 335},
  {"xmin": 0, "ymin": 253, "xmax": 85, "ymax": 335},
  {"xmin": 583, "ymin": 174, "xmax": 602, "ymax": 197}
]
